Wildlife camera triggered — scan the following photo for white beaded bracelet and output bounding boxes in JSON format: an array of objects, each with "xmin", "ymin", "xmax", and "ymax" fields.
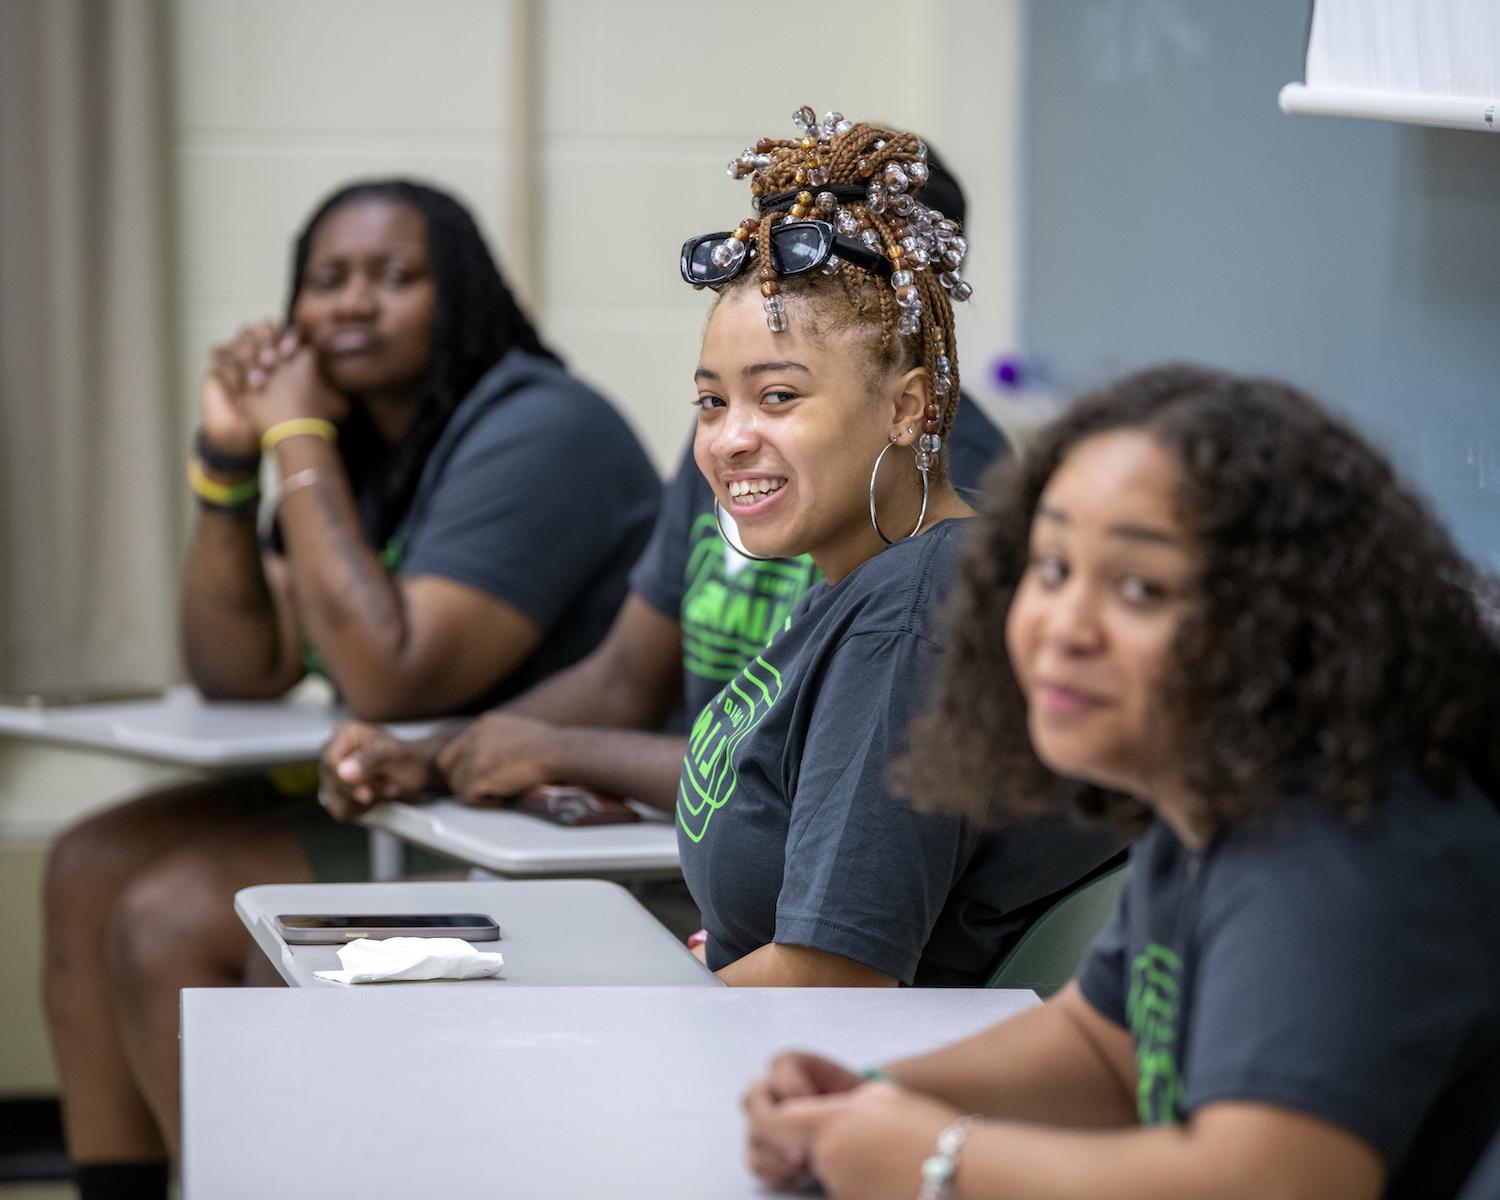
[{"xmin": 917, "ymin": 1115, "xmax": 979, "ymax": 1200}]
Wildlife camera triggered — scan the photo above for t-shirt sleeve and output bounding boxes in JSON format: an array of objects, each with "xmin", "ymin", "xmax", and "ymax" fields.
[
  {"xmin": 399, "ymin": 387, "xmax": 657, "ymax": 633},
  {"xmin": 773, "ymin": 628, "xmax": 973, "ymax": 984},
  {"xmin": 627, "ymin": 431, "xmax": 698, "ymax": 620},
  {"xmin": 1075, "ymin": 876, "xmax": 1132, "ymax": 1028},
  {"xmin": 1184, "ymin": 821, "xmax": 1485, "ymax": 1168}
]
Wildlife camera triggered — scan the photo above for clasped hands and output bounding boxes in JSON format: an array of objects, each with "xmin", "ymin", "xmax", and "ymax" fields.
[
  {"xmin": 317, "ymin": 712, "xmax": 568, "ymax": 821},
  {"xmin": 742, "ymin": 1051, "xmax": 965, "ymax": 1199},
  {"xmin": 201, "ymin": 321, "xmax": 347, "ymax": 460}
]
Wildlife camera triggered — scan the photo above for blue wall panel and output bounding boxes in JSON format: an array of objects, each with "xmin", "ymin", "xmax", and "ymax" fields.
[{"xmin": 1022, "ymin": 0, "xmax": 1500, "ymax": 568}]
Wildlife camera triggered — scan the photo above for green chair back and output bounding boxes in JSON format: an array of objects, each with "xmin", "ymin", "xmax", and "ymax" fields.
[{"xmin": 985, "ymin": 863, "xmax": 1129, "ymax": 997}]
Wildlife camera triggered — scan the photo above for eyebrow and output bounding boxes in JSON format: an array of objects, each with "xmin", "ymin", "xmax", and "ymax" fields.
[
  {"xmin": 1035, "ymin": 504, "xmax": 1184, "ymax": 547},
  {"xmin": 694, "ymin": 360, "xmax": 812, "ymax": 383}
]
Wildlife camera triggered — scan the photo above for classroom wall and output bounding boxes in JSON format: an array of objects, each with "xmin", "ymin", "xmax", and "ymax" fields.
[
  {"xmin": 535, "ymin": 0, "xmax": 1025, "ymax": 466},
  {"xmin": 1, "ymin": 0, "xmax": 1026, "ymax": 1099},
  {"xmin": 168, "ymin": 0, "xmax": 530, "ymax": 461},
  {"xmin": 164, "ymin": 0, "xmax": 1025, "ymax": 472},
  {"xmin": 1019, "ymin": 0, "xmax": 1500, "ymax": 571}
]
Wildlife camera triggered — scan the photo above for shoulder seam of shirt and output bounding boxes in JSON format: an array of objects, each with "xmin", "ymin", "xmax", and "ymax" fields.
[{"xmin": 835, "ymin": 625, "xmax": 944, "ymax": 657}]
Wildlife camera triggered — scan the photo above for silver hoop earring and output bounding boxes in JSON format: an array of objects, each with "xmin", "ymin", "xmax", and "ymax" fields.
[
  {"xmin": 714, "ymin": 500, "xmax": 776, "ymax": 561},
  {"xmin": 869, "ymin": 438, "xmax": 930, "ymax": 545}
]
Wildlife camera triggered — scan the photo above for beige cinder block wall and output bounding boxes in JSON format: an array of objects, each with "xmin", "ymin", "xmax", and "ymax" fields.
[
  {"xmin": 1, "ymin": 0, "xmax": 1022, "ymax": 1096},
  {"xmin": 538, "ymin": 0, "xmax": 1023, "ymax": 468}
]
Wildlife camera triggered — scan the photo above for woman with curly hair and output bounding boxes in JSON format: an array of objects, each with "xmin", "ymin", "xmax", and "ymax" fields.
[{"xmin": 743, "ymin": 365, "xmax": 1500, "ymax": 1199}]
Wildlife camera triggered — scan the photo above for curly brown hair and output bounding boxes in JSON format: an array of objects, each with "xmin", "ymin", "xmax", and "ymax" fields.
[{"xmin": 894, "ymin": 364, "xmax": 1500, "ymax": 834}]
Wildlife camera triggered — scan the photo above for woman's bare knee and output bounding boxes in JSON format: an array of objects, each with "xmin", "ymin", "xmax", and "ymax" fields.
[
  {"xmin": 104, "ymin": 818, "xmax": 311, "ymax": 1002},
  {"xmin": 44, "ymin": 779, "xmax": 248, "ymax": 947}
]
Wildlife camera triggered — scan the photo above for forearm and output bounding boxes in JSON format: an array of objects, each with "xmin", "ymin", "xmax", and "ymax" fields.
[
  {"xmin": 272, "ymin": 437, "xmax": 414, "ymax": 716},
  {"xmin": 506, "ymin": 596, "xmax": 685, "ymax": 732},
  {"xmin": 884, "ymin": 994, "xmax": 1137, "ymax": 1128},
  {"xmin": 716, "ymin": 943, "xmax": 897, "ymax": 988},
  {"xmin": 949, "ymin": 1121, "xmax": 1241, "ymax": 1200},
  {"xmin": 506, "ymin": 652, "xmax": 672, "ymax": 730},
  {"xmin": 950, "ymin": 1107, "xmax": 1382, "ymax": 1200},
  {"xmin": 545, "ymin": 728, "xmax": 688, "ymax": 811},
  {"xmin": 180, "ymin": 510, "xmax": 296, "ymax": 697}
]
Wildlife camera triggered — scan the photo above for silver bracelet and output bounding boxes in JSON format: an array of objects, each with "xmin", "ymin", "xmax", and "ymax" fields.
[{"xmin": 917, "ymin": 1115, "xmax": 979, "ymax": 1200}]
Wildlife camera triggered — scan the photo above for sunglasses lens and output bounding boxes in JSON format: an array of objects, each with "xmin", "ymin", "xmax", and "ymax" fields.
[
  {"xmin": 686, "ymin": 236, "xmax": 745, "ymax": 284},
  {"xmin": 771, "ymin": 224, "xmax": 831, "ymax": 275}
]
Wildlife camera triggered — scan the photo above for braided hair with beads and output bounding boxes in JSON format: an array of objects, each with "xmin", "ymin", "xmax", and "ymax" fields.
[{"xmin": 716, "ymin": 106, "xmax": 973, "ymax": 476}]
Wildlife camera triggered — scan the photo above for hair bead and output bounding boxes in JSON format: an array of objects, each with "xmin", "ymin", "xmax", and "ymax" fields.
[{"xmin": 700, "ymin": 105, "xmax": 969, "ymax": 447}]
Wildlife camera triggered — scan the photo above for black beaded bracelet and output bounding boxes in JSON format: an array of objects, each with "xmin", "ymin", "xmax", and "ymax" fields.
[
  {"xmin": 195, "ymin": 427, "xmax": 261, "ymax": 476},
  {"xmin": 195, "ymin": 494, "xmax": 259, "ymax": 521}
]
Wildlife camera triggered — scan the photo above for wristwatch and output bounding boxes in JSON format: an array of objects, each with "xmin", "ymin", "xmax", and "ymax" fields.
[{"xmin": 917, "ymin": 1115, "xmax": 979, "ymax": 1200}]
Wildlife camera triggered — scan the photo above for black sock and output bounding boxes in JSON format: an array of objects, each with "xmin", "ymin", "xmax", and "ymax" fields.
[{"xmin": 74, "ymin": 1160, "xmax": 170, "ymax": 1200}]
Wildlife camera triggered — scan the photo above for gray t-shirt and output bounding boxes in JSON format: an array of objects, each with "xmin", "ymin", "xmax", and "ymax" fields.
[
  {"xmin": 631, "ymin": 395, "xmax": 1008, "ymax": 718},
  {"xmin": 1077, "ymin": 769, "xmax": 1500, "ymax": 1199},
  {"xmin": 676, "ymin": 518, "xmax": 1122, "ymax": 985},
  {"xmin": 395, "ymin": 349, "xmax": 661, "ymax": 708}
]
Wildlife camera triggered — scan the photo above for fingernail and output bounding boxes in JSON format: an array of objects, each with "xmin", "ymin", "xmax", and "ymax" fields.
[{"xmin": 336, "ymin": 759, "xmax": 360, "ymax": 781}]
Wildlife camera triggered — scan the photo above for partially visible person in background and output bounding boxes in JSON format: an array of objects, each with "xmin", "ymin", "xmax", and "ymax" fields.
[{"xmin": 44, "ymin": 178, "xmax": 659, "ymax": 1198}]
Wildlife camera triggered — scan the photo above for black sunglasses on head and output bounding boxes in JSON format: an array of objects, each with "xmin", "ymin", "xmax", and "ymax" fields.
[{"xmin": 680, "ymin": 220, "xmax": 891, "ymax": 288}]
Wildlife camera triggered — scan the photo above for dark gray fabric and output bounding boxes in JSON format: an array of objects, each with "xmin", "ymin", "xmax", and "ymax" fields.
[
  {"xmin": 1078, "ymin": 768, "xmax": 1500, "ymax": 1199},
  {"xmin": 630, "ymin": 394, "xmax": 1008, "ymax": 718},
  {"xmin": 1458, "ymin": 1130, "xmax": 1500, "ymax": 1200},
  {"xmin": 676, "ymin": 518, "xmax": 1121, "ymax": 985},
  {"xmin": 397, "ymin": 349, "xmax": 660, "ymax": 707}
]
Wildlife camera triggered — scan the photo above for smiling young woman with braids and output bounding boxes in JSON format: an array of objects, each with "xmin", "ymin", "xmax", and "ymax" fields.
[
  {"xmin": 42, "ymin": 179, "xmax": 659, "ymax": 1198},
  {"xmin": 669, "ymin": 107, "xmax": 1120, "ymax": 988}
]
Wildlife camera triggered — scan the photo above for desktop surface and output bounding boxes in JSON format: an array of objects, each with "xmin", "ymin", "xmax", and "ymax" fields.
[{"xmin": 182, "ymin": 984, "xmax": 1037, "ymax": 1199}]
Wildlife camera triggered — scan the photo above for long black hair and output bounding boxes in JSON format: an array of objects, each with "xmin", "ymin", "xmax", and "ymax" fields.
[{"xmin": 285, "ymin": 179, "xmax": 557, "ymax": 548}]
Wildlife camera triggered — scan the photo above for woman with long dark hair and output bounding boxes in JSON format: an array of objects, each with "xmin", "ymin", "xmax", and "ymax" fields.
[{"xmin": 44, "ymin": 179, "xmax": 659, "ymax": 1196}]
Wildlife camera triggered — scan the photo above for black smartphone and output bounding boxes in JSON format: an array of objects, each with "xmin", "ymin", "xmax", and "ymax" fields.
[
  {"xmin": 516, "ymin": 785, "xmax": 641, "ymax": 826},
  {"xmin": 273, "ymin": 913, "xmax": 500, "ymax": 944}
]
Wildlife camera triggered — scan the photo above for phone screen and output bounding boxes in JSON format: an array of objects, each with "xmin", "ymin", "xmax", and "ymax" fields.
[{"xmin": 276, "ymin": 914, "xmax": 493, "ymax": 930}]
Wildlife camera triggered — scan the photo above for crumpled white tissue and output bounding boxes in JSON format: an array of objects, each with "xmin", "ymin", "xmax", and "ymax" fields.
[{"xmin": 313, "ymin": 936, "xmax": 504, "ymax": 984}]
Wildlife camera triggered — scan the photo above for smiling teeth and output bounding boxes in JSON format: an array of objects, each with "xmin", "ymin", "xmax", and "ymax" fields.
[{"xmin": 728, "ymin": 478, "xmax": 786, "ymax": 500}]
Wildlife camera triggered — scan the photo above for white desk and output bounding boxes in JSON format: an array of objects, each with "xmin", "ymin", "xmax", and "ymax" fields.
[
  {"xmin": 0, "ymin": 686, "xmax": 434, "ymax": 876},
  {"xmin": 181, "ymin": 984, "xmax": 1037, "ymax": 1200},
  {"xmin": 0, "ymin": 685, "xmax": 337, "ymax": 767},
  {"xmin": 362, "ymin": 798, "xmax": 681, "ymax": 879},
  {"xmin": 236, "ymin": 880, "xmax": 715, "ymax": 989},
  {"xmin": 0, "ymin": 685, "xmax": 432, "ymax": 769}
]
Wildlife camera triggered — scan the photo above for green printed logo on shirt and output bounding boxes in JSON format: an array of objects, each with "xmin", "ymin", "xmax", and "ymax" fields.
[
  {"xmin": 680, "ymin": 513, "xmax": 818, "ymax": 688},
  {"xmin": 676, "ymin": 615, "xmax": 791, "ymax": 844},
  {"xmin": 1127, "ymin": 943, "xmax": 1187, "ymax": 1125}
]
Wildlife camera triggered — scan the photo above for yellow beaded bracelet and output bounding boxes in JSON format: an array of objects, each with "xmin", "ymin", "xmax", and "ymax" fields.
[
  {"xmin": 261, "ymin": 417, "xmax": 337, "ymax": 453},
  {"xmin": 187, "ymin": 457, "xmax": 260, "ymax": 507}
]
